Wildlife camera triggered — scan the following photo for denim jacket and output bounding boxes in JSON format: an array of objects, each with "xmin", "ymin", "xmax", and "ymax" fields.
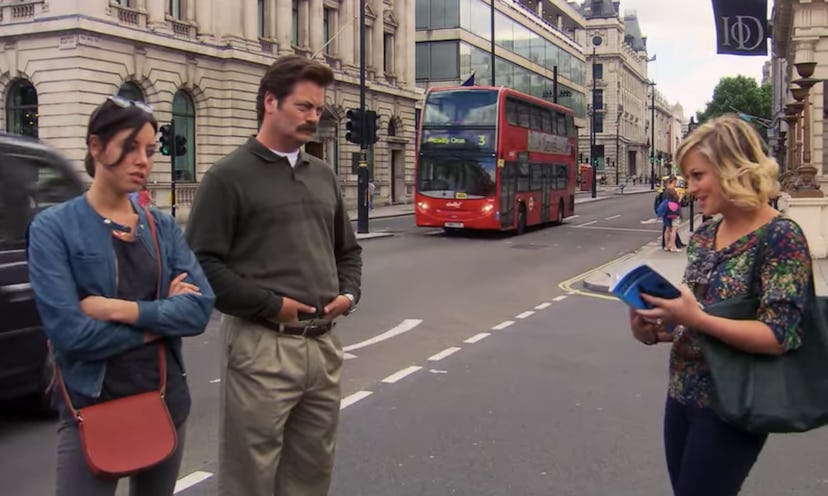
[{"xmin": 26, "ymin": 194, "xmax": 215, "ymax": 398}]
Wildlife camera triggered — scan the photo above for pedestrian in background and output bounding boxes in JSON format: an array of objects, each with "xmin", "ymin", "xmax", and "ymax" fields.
[
  {"xmin": 27, "ymin": 96, "xmax": 215, "ymax": 496},
  {"xmin": 628, "ymin": 114, "xmax": 812, "ymax": 495},
  {"xmin": 186, "ymin": 55, "xmax": 363, "ymax": 496},
  {"xmin": 368, "ymin": 179, "xmax": 376, "ymax": 210},
  {"xmin": 657, "ymin": 187, "xmax": 681, "ymax": 252}
]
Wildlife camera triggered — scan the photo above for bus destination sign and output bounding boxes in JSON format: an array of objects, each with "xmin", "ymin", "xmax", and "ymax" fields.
[{"xmin": 421, "ymin": 129, "xmax": 495, "ymax": 151}]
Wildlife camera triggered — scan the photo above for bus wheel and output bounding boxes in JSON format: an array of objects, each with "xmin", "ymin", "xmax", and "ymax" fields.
[
  {"xmin": 555, "ymin": 200, "xmax": 564, "ymax": 225},
  {"xmin": 516, "ymin": 203, "xmax": 527, "ymax": 234}
]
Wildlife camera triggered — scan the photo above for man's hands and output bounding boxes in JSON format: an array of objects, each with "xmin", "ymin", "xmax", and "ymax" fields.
[
  {"xmin": 322, "ymin": 295, "xmax": 352, "ymax": 321},
  {"xmin": 168, "ymin": 272, "xmax": 201, "ymax": 296},
  {"xmin": 276, "ymin": 297, "xmax": 317, "ymax": 323}
]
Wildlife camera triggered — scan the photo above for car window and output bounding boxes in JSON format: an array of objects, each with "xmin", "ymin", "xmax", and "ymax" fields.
[{"xmin": 0, "ymin": 149, "xmax": 82, "ymax": 250}]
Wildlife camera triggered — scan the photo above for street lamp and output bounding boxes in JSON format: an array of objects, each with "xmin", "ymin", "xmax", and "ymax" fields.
[
  {"xmin": 648, "ymin": 80, "xmax": 656, "ymax": 190},
  {"xmin": 615, "ymin": 103, "xmax": 623, "ymax": 185},
  {"xmin": 590, "ymin": 36, "xmax": 602, "ymax": 199}
]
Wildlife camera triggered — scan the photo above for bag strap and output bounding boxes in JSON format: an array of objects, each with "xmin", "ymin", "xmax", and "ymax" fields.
[{"xmin": 58, "ymin": 206, "xmax": 167, "ymax": 421}]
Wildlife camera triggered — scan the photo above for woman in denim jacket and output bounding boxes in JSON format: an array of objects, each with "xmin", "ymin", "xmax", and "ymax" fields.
[{"xmin": 26, "ymin": 97, "xmax": 215, "ymax": 496}]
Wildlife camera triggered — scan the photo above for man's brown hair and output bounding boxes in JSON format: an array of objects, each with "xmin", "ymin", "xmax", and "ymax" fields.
[{"xmin": 256, "ymin": 55, "xmax": 334, "ymax": 125}]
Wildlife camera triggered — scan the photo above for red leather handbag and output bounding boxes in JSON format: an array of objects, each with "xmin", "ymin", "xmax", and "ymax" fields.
[{"xmin": 57, "ymin": 206, "xmax": 177, "ymax": 478}]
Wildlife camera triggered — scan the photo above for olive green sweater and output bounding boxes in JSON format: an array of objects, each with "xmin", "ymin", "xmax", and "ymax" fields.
[{"xmin": 186, "ymin": 137, "xmax": 362, "ymax": 321}]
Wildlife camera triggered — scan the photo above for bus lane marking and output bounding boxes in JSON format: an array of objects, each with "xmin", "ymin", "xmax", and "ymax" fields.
[
  {"xmin": 174, "ymin": 471, "xmax": 214, "ymax": 494},
  {"xmin": 464, "ymin": 332, "xmax": 490, "ymax": 343},
  {"xmin": 534, "ymin": 302, "xmax": 552, "ymax": 310},
  {"xmin": 605, "ymin": 214, "xmax": 622, "ymax": 220},
  {"xmin": 576, "ymin": 220, "xmax": 597, "ymax": 228},
  {"xmin": 341, "ymin": 390, "xmax": 374, "ymax": 409},
  {"xmin": 343, "ymin": 319, "xmax": 423, "ymax": 355},
  {"xmin": 491, "ymin": 320, "xmax": 514, "ymax": 330},
  {"xmin": 382, "ymin": 366, "xmax": 423, "ymax": 384},
  {"xmin": 515, "ymin": 311, "xmax": 534, "ymax": 319},
  {"xmin": 428, "ymin": 347, "xmax": 462, "ymax": 361},
  {"xmin": 552, "ymin": 295, "xmax": 568, "ymax": 302}
]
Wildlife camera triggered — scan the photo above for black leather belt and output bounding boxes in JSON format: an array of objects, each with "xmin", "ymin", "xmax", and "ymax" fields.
[{"xmin": 254, "ymin": 318, "xmax": 334, "ymax": 337}]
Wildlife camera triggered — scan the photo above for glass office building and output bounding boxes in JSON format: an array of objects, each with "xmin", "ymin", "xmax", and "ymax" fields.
[{"xmin": 416, "ymin": 0, "xmax": 587, "ymax": 122}]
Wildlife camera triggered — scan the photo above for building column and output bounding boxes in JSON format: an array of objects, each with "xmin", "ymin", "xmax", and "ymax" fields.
[
  {"xmin": 372, "ymin": 2, "xmax": 384, "ymax": 77},
  {"xmin": 146, "ymin": 0, "xmax": 167, "ymax": 30},
  {"xmin": 339, "ymin": 0, "xmax": 354, "ymax": 66},
  {"xmin": 276, "ymin": 0, "xmax": 292, "ymax": 55},
  {"xmin": 243, "ymin": 0, "xmax": 258, "ymax": 40},
  {"xmin": 195, "ymin": 0, "xmax": 213, "ymax": 37},
  {"xmin": 309, "ymin": 0, "xmax": 324, "ymax": 57},
  {"xmin": 299, "ymin": 0, "xmax": 309, "ymax": 48}
]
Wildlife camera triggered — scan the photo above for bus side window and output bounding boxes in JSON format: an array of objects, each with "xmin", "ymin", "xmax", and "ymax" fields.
[
  {"xmin": 517, "ymin": 102, "xmax": 531, "ymax": 128},
  {"xmin": 541, "ymin": 110, "xmax": 553, "ymax": 133},
  {"xmin": 555, "ymin": 112, "xmax": 567, "ymax": 136},
  {"xmin": 530, "ymin": 106, "xmax": 543, "ymax": 131},
  {"xmin": 506, "ymin": 99, "xmax": 519, "ymax": 126}
]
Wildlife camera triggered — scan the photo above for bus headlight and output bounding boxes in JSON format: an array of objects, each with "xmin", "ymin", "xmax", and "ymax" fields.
[
  {"xmin": 417, "ymin": 201, "xmax": 429, "ymax": 210},
  {"xmin": 481, "ymin": 204, "xmax": 494, "ymax": 214}
]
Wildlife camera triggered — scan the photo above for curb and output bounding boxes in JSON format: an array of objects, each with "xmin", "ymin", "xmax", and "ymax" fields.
[{"xmin": 580, "ymin": 215, "xmax": 699, "ymax": 295}]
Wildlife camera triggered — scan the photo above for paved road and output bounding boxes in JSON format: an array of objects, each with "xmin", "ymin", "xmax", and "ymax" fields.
[{"xmin": 5, "ymin": 192, "xmax": 828, "ymax": 495}]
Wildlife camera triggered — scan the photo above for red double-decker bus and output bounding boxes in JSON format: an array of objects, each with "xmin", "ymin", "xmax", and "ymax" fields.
[{"xmin": 415, "ymin": 86, "xmax": 577, "ymax": 233}]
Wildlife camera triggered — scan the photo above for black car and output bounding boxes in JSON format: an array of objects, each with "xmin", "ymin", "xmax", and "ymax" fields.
[{"xmin": 0, "ymin": 133, "xmax": 85, "ymax": 414}]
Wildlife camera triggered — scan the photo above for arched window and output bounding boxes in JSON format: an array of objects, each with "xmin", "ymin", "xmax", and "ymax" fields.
[
  {"xmin": 6, "ymin": 79, "xmax": 38, "ymax": 137},
  {"xmin": 172, "ymin": 90, "xmax": 195, "ymax": 181},
  {"xmin": 117, "ymin": 82, "xmax": 145, "ymax": 102}
]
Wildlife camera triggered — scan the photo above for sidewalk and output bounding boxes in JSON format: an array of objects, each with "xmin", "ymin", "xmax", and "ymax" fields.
[{"xmin": 583, "ymin": 216, "xmax": 828, "ymax": 297}]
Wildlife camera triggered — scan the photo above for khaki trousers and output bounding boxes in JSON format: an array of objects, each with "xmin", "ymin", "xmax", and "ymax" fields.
[{"xmin": 218, "ymin": 315, "xmax": 343, "ymax": 496}]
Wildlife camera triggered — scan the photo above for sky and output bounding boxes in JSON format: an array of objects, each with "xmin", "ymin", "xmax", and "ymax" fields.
[{"xmin": 619, "ymin": 0, "xmax": 771, "ymax": 119}]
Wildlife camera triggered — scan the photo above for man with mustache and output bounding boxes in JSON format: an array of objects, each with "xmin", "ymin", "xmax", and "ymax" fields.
[{"xmin": 186, "ymin": 55, "xmax": 363, "ymax": 496}]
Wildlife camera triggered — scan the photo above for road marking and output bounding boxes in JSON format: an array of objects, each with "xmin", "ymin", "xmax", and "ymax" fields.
[
  {"xmin": 464, "ymin": 332, "xmax": 490, "ymax": 343},
  {"xmin": 209, "ymin": 379, "xmax": 221, "ymax": 384},
  {"xmin": 491, "ymin": 320, "xmax": 514, "ymax": 330},
  {"xmin": 552, "ymin": 295, "xmax": 568, "ymax": 302},
  {"xmin": 382, "ymin": 366, "xmax": 423, "ymax": 384},
  {"xmin": 605, "ymin": 214, "xmax": 622, "ymax": 220},
  {"xmin": 575, "ymin": 226, "xmax": 661, "ymax": 233},
  {"xmin": 428, "ymin": 347, "xmax": 462, "ymax": 361},
  {"xmin": 343, "ymin": 352, "xmax": 358, "ymax": 360},
  {"xmin": 534, "ymin": 302, "xmax": 552, "ymax": 310},
  {"xmin": 429, "ymin": 369, "xmax": 448, "ymax": 374},
  {"xmin": 568, "ymin": 215, "xmax": 580, "ymax": 220},
  {"xmin": 174, "ymin": 471, "xmax": 214, "ymax": 494},
  {"xmin": 515, "ymin": 310, "xmax": 534, "ymax": 319},
  {"xmin": 576, "ymin": 220, "xmax": 597, "ymax": 227},
  {"xmin": 343, "ymin": 319, "xmax": 423, "ymax": 352},
  {"xmin": 340, "ymin": 390, "xmax": 373, "ymax": 410},
  {"xmin": 640, "ymin": 218, "xmax": 660, "ymax": 224}
]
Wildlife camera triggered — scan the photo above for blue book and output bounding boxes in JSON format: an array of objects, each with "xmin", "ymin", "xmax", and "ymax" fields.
[{"xmin": 610, "ymin": 264, "xmax": 681, "ymax": 310}]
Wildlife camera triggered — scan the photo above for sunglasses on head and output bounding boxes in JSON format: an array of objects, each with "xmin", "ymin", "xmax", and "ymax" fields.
[{"xmin": 107, "ymin": 95, "xmax": 154, "ymax": 114}]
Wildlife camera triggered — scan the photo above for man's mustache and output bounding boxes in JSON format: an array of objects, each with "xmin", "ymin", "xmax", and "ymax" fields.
[{"xmin": 298, "ymin": 124, "xmax": 317, "ymax": 133}]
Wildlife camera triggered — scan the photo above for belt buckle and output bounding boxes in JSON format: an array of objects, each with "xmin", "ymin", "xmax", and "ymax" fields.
[{"xmin": 302, "ymin": 325, "xmax": 312, "ymax": 337}]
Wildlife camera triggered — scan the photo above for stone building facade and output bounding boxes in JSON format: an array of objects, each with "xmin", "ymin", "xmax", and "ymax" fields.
[{"xmin": 0, "ymin": 0, "xmax": 420, "ymax": 216}]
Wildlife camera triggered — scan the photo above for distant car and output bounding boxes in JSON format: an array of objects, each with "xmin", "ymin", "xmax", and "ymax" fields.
[{"xmin": 0, "ymin": 133, "xmax": 85, "ymax": 414}]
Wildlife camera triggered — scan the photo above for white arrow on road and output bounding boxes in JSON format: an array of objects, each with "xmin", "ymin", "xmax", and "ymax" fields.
[
  {"xmin": 640, "ymin": 218, "xmax": 660, "ymax": 224},
  {"xmin": 343, "ymin": 319, "xmax": 423, "ymax": 359}
]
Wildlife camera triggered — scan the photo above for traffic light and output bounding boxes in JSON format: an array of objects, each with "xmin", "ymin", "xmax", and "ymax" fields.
[
  {"xmin": 365, "ymin": 110, "xmax": 380, "ymax": 144},
  {"xmin": 174, "ymin": 134, "xmax": 187, "ymax": 157},
  {"xmin": 159, "ymin": 125, "xmax": 172, "ymax": 156},
  {"xmin": 345, "ymin": 109, "xmax": 364, "ymax": 145}
]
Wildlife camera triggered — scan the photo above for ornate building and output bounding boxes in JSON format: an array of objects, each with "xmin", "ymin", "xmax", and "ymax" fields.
[
  {"xmin": 0, "ymin": 0, "xmax": 420, "ymax": 216},
  {"xmin": 575, "ymin": 0, "xmax": 686, "ymax": 185}
]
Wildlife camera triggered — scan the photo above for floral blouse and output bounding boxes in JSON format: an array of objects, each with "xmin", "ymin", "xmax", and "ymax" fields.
[{"xmin": 668, "ymin": 216, "xmax": 812, "ymax": 407}]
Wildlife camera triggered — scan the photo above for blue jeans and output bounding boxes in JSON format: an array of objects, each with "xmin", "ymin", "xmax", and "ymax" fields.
[{"xmin": 664, "ymin": 396, "xmax": 767, "ymax": 496}]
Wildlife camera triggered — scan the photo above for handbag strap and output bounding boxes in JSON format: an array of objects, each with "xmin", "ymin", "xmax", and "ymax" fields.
[{"xmin": 58, "ymin": 206, "xmax": 168, "ymax": 421}]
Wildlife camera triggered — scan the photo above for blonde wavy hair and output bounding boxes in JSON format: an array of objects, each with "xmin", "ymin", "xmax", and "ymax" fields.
[{"xmin": 677, "ymin": 114, "xmax": 779, "ymax": 210}]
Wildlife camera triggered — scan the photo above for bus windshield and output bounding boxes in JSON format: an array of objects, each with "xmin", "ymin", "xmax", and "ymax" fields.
[
  {"xmin": 417, "ymin": 154, "xmax": 497, "ymax": 199},
  {"xmin": 422, "ymin": 90, "xmax": 499, "ymax": 127}
]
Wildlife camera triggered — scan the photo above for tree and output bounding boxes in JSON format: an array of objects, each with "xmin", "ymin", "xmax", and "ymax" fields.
[{"xmin": 696, "ymin": 76, "xmax": 771, "ymax": 137}]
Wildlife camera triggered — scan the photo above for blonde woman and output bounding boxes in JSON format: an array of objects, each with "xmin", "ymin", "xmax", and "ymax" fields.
[{"xmin": 628, "ymin": 114, "xmax": 812, "ymax": 495}]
